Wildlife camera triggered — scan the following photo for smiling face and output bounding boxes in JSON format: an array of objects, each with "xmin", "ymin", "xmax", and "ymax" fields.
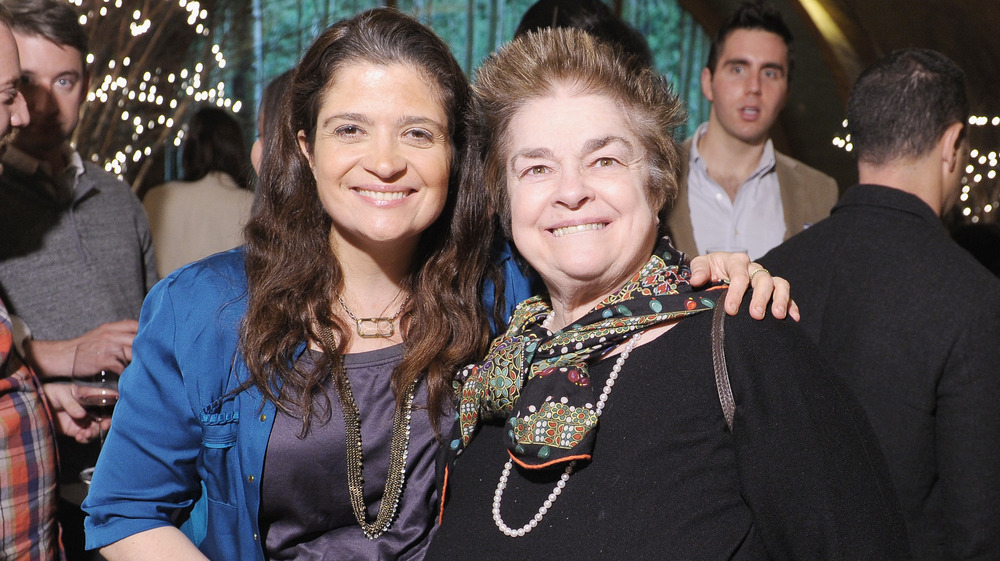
[
  {"xmin": 12, "ymin": 32, "xmax": 86, "ymax": 160},
  {"xmin": 297, "ymin": 62, "xmax": 451, "ymax": 255},
  {"xmin": 506, "ymin": 89, "xmax": 659, "ymax": 309},
  {"xmin": 701, "ymin": 28, "xmax": 789, "ymax": 146},
  {"xmin": 0, "ymin": 24, "xmax": 28, "ymax": 158}
]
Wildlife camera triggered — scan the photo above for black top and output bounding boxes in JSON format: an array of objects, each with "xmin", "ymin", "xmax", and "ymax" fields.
[
  {"xmin": 427, "ymin": 305, "xmax": 909, "ymax": 560},
  {"xmin": 762, "ymin": 184, "xmax": 1000, "ymax": 561}
]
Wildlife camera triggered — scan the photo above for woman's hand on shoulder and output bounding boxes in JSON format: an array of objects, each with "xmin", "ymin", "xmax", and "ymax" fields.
[{"xmin": 689, "ymin": 252, "xmax": 799, "ymax": 321}]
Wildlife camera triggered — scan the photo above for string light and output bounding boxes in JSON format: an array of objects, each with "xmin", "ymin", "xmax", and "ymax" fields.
[
  {"xmin": 74, "ymin": 0, "xmax": 244, "ymax": 182},
  {"xmin": 834, "ymin": 117, "xmax": 1000, "ymax": 222}
]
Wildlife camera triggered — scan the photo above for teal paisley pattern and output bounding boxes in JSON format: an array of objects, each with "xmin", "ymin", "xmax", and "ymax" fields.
[{"xmin": 451, "ymin": 238, "xmax": 726, "ymax": 469}]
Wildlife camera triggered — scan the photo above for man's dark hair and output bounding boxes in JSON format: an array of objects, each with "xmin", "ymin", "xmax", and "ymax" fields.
[
  {"xmin": 515, "ymin": 0, "xmax": 654, "ymax": 70},
  {"xmin": 3, "ymin": 0, "xmax": 89, "ymax": 65},
  {"xmin": 847, "ymin": 48, "xmax": 968, "ymax": 166},
  {"xmin": 706, "ymin": 1, "xmax": 793, "ymax": 77},
  {"xmin": 182, "ymin": 107, "xmax": 251, "ymax": 189}
]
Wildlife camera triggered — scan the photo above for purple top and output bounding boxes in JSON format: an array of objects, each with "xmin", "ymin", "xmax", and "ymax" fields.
[{"xmin": 260, "ymin": 345, "xmax": 442, "ymax": 560}]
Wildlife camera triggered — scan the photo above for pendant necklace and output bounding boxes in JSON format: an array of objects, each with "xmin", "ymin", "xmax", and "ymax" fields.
[
  {"xmin": 318, "ymin": 325, "xmax": 415, "ymax": 539},
  {"xmin": 492, "ymin": 329, "xmax": 642, "ymax": 537},
  {"xmin": 338, "ymin": 293, "xmax": 410, "ymax": 338}
]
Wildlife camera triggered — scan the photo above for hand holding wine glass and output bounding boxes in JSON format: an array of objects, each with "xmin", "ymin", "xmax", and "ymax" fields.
[
  {"xmin": 42, "ymin": 383, "xmax": 111, "ymax": 443},
  {"xmin": 72, "ymin": 345, "xmax": 122, "ymax": 484},
  {"xmin": 68, "ymin": 322, "xmax": 135, "ymax": 377}
]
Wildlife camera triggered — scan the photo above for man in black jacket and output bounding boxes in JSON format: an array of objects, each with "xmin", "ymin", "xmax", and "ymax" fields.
[{"xmin": 762, "ymin": 48, "xmax": 1000, "ymax": 561}]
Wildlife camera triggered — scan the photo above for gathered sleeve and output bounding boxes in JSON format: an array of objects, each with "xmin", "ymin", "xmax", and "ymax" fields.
[
  {"xmin": 81, "ymin": 248, "xmax": 258, "ymax": 558},
  {"xmin": 725, "ymin": 310, "xmax": 912, "ymax": 560}
]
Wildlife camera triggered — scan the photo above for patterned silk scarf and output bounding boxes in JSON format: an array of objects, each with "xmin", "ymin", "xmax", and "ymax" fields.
[{"xmin": 450, "ymin": 238, "xmax": 726, "ymax": 470}]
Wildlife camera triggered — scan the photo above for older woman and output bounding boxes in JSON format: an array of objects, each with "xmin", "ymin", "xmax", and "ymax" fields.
[
  {"xmin": 83, "ymin": 10, "xmax": 790, "ymax": 561},
  {"xmin": 428, "ymin": 29, "xmax": 909, "ymax": 560}
]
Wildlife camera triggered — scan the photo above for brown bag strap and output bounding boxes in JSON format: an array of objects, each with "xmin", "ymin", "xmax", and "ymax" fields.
[{"xmin": 712, "ymin": 289, "xmax": 735, "ymax": 432}]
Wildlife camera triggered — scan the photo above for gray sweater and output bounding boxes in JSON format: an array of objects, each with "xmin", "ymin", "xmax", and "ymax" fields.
[{"xmin": 0, "ymin": 155, "xmax": 157, "ymax": 341}]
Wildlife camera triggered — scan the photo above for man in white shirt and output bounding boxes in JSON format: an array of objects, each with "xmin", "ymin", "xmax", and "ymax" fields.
[{"xmin": 666, "ymin": 1, "xmax": 837, "ymax": 259}]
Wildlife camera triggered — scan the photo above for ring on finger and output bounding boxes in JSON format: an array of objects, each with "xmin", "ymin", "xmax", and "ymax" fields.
[{"xmin": 748, "ymin": 267, "xmax": 768, "ymax": 283}]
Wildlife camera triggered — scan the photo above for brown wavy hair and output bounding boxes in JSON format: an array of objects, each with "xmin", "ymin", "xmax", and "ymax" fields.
[{"xmin": 241, "ymin": 8, "xmax": 490, "ymax": 434}]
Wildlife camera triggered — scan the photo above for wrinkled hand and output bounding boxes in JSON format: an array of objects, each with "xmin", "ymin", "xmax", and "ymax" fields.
[
  {"xmin": 25, "ymin": 319, "xmax": 138, "ymax": 379},
  {"xmin": 42, "ymin": 382, "xmax": 111, "ymax": 444},
  {"xmin": 689, "ymin": 252, "xmax": 799, "ymax": 321}
]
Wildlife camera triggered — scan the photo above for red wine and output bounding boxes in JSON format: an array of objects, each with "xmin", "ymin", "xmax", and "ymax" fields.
[{"xmin": 77, "ymin": 391, "xmax": 119, "ymax": 418}]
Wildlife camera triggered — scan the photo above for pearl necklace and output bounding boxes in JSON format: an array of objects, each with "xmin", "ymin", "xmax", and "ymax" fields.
[{"xmin": 492, "ymin": 329, "xmax": 642, "ymax": 537}]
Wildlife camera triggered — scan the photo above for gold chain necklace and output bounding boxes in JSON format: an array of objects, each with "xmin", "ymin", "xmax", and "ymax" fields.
[
  {"xmin": 337, "ymin": 294, "xmax": 410, "ymax": 338},
  {"xmin": 318, "ymin": 325, "xmax": 416, "ymax": 539}
]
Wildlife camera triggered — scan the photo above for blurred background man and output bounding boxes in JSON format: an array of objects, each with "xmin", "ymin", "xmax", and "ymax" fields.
[{"xmin": 667, "ymin": 1, "xmax": 838, "ymax": 259}]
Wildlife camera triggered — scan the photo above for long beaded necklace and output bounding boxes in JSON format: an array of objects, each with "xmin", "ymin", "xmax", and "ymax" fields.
[
  {"xmin": 492, "ymin": 327, "xmax": 643, "ymax": 538},
  {"xmin": 318, "ymin": 325, "xmax": 416, "ymax": 539}
]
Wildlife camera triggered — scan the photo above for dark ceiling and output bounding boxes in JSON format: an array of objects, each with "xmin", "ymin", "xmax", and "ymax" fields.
[{"xmin": 677, "ymin": 0, "xmax": 1000, "ymax": 220}]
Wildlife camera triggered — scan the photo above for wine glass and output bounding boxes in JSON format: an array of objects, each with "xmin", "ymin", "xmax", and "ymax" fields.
[{"xmin": 72, "ymin": 370, "xmax": 119, "ymax": 484}]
